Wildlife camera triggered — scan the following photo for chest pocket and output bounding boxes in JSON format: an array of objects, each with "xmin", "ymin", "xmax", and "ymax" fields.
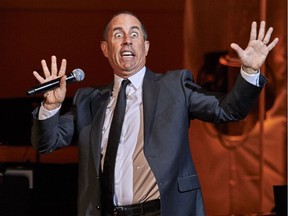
[{"xmin": 177, "ymin": 174, "xmax": 200, "ymax": 192}]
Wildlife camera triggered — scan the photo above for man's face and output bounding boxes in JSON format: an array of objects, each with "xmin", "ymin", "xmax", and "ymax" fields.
[{"xmin": 101, "ymin": 13, "xmax": 150, "ymax": 78}]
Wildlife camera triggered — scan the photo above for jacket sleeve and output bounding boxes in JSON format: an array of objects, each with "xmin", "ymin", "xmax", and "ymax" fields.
[
  {"xmin": 31, "ymin": 87, "xmax": 98, "ymax": 153},
  {"xmin": 31, "ymin": 106, "xmax": 75, "ymax": 153},
  {"xmin": 182, "ymin": 70, "xmax": 266, "ymax": 123}
]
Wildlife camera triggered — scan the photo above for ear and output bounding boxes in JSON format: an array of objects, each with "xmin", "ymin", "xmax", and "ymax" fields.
[
  {"xmin": 144, "ymin": 40, "xmax": 150, "ymax": 56},
  {"xmin": 101, "ymin": 41, "xmax": 108, "ymax": 58}
]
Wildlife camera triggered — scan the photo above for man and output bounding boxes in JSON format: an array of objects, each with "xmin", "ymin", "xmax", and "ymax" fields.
[{"xmin": 31, "ymin": 11, "xmax": 278, "ymax": 216}]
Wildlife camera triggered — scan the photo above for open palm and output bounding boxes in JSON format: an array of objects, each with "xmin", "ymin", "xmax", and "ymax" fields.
[
  {"xmin": 231, "ymin": 21, "xmax": 279, "ymax": 72},
  {"xmin": 33, "ymin": 55, "xmax": 67, "ymax": 110}
]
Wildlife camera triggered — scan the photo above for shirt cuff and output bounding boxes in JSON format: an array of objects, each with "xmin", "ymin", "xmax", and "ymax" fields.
[
  {"xmin": 38, "ymin": 102, "xmax": 61, "ymax": 120},
  {"xmin": 240, "ymin": 66, "xmax": 260, "ymax": 87}
]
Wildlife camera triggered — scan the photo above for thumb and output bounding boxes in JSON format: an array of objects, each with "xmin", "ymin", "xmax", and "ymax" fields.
[{"xmin": 230, "ymin": 43, "xmax": 243, "ymax": 57}]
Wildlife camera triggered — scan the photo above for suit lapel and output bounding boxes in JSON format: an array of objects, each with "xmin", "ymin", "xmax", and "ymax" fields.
[
  {"xmin": 143, "ymin": 69, "xmax": 160, "ymax": 147},
  {"xmin": 88, "ymin": 69, "xmax": 160, "ymax": 174},
  {"xmin": 90, "ymin": 84, "xmax": 112, "ymax": 175}
]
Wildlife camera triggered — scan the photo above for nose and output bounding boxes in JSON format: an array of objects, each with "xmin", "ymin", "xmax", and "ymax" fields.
[
  {"xmin": 123, "ymin": 41, "xmax": 132, "ymax": 46},
  {"xmin": 123, "ymin": 36, "xmax": 132, "ymax": 46}
]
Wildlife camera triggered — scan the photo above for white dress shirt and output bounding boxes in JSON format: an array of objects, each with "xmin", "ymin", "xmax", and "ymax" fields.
[{"xmin": 100, "ymin": 67, "xmax": 146, "ymax": 205}]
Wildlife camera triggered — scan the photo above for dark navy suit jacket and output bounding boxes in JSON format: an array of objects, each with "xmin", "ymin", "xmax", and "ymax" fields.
[{"xmin": 32, "ymin": 69, "xmax": 265, "ymax": 216}]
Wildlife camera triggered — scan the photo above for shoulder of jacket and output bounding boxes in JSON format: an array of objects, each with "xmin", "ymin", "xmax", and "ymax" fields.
[
  {"xmin": 73, "ymin": 85, "xmax": 110, "ymax": 104},
  {"xmin": 146, "ymin": 68, "xmax": 192, "ymax": 78},
  {"xmin": 75, "ymin": 87, "xmax": 97, "ymax": 98},
  {"xmin": 159, "ymin": 69, "xmax": 194, "ymax": 82}
]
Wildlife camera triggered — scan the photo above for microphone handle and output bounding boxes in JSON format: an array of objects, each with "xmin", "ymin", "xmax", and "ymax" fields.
[{"xmin": 26, "ymin": 73, "xmax": 75, "ymax": 96}]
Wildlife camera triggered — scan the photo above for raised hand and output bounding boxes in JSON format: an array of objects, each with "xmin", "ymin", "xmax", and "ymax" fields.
[
  {"xmin": 33, "ymin": 55, "xmax": 67, "ymax": 110},
  {"xmin": 230, "ymin": 21, "xmax": 279, "ymax": 73}
]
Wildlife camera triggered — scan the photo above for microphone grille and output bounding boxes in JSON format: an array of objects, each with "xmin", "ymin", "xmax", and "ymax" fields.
[{"xmin": 72, "ymin": 68, "xmax": 85, "ymax": 81}]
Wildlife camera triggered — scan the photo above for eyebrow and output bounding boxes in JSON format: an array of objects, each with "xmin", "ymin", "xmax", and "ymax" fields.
[{"xmin": 112, "ymin": 26, "xmax": 141, "ymax": 33}]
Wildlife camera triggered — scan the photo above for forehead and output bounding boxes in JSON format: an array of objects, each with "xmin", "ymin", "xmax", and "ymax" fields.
[{"xmin": 108, "ymin": 14, "xmax": 142, "ymax": 31}]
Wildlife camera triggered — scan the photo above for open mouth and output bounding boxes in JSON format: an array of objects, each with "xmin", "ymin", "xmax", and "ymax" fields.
[{"xmin": 121, "ymin": 51, "xmax": 135, "ymax": 57}]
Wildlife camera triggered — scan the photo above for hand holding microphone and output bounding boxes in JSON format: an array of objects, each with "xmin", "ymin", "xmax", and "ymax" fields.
[
  {"xmin": 27, "ymin": 68, "xmax": 85, "ymax": 96},
  {"xmin": 28, "ymin": 56, "xmax": 85, "ymax": 110}
]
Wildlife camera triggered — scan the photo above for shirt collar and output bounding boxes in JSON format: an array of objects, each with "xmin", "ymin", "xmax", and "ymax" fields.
[{"xmin": 113, "ymin": 66, "xmax": 146, "ymax": 91}]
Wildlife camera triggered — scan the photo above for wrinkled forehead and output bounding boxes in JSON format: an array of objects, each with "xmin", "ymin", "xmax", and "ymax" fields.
[
  {"xmin": 108, "ymin": 14, "xmax": 142, "ymax": 32},
  {"xmin": 103, "ymin": 12, "xmax": 148, "ymax": 40}
]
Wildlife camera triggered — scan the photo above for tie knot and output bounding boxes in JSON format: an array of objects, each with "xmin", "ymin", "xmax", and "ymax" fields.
[{"xmin": 121, "ymin": 79, "xmax": 130, "ymax": 89}]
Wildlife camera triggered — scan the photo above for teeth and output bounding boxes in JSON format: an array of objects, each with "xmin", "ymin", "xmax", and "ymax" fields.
[{"xmin": 122, "ymin": 51, "xmax": 133, "ymax": 56}]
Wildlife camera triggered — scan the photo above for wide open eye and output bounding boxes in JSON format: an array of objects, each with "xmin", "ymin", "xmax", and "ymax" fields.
[
  {"xmin": 131, "ymin": 32, "xmax": 139, "ymax": 38},
  {"xmin": 114, "ymin": 32, "xmax": 123, "ymax": 38}
]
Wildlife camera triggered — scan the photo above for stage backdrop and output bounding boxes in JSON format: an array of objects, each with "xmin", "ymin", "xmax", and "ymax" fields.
[
  {"xmin": 0, "ymin": 0, "xmax": 286, "ymax": 215},
  {"xmin": 184, "ymin": 0, "xmax": 287, "ymax": 214},
  {"xmin": 0, "ymin": 0, "xmax": 184, "ymax": 98}
]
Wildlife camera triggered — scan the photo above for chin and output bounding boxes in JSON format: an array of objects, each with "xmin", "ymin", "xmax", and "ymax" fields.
[{"xmin": 116, "ymin": 70, "xmax": 137, "ymax": 78}]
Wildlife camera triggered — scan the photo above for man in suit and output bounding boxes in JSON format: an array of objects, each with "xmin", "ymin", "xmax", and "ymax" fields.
[{"xmin": 31, "ymin": 11, "xmax": 278, "ymax": 216}]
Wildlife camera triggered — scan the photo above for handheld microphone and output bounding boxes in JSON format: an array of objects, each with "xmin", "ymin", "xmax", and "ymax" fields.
[{"xmin": 27, "ymin": 68, "xmax": 85, "ymax": 96}]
